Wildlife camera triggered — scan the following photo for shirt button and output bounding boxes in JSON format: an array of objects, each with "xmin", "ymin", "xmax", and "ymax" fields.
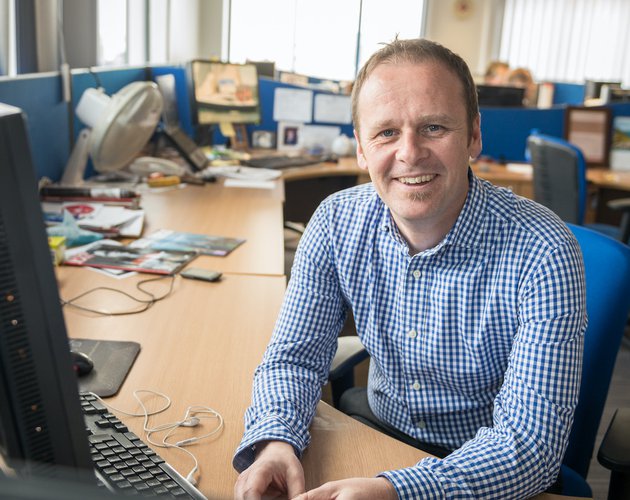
[
  {"xmin": 416, "ymin": 419, "xmax": 426, "ymax": 429},
  {"xmin": 411, "ymin": 380, "xmax": 422, "ymax": 390},
  {"xmin": 412, "ymin": 269, "xmax": 421, "ymax": 279},
  {"xmin": 407, "ymin": 329, "xmax": 417, "ymax": 339}
]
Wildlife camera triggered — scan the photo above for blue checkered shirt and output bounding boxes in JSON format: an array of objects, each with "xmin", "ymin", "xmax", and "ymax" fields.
[{"xmin": 234, "ymin": 171, "xmax": 586, "ymax": 499}]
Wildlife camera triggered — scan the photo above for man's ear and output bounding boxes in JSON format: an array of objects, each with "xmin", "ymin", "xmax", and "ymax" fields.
[
  {"xmin": 468, "ymin": 114, "xmax": 483, "ymax": 160},
  {"xmin": 354, "ymin": 129, "xmax": 368, "ymax": 171}
]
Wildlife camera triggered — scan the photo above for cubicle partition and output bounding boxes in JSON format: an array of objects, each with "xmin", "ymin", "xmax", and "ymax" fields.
[
  {"xmin": 479, "ymin": 106, "xmax": 566, "ymax": 162},
  {"xmin": 0, "ymin": 67, "xmax": 151, "ymax": 181}
]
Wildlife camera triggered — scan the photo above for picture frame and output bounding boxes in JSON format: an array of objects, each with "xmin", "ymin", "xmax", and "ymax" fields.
[
  {"xmin": 252, "ymin": 130, "xmax": 276, "ymax": 149},
  {"xmin": 564, "ymin": 106, "xmax": 612, "ymax": 166},
  {"xmin": 277, "ymin": 121, "xmax": 304, "ymax": 151}
]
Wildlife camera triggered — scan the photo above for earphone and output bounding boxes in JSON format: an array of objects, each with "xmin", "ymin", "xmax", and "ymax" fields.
[{"xmin": 91, "ymin": 390, "xmax": 223, "ymax": 486}]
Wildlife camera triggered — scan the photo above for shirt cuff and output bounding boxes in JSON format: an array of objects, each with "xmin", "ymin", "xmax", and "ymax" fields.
[
  {"xmin": 379, "ymin": 458, "xmax": 443, "ymax": 500},
  {"xmin": 232, "ymin": 416, "xmax": 308, "ymax": 473}
]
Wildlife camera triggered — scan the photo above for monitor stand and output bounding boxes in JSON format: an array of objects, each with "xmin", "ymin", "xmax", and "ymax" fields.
[{"xmin": 68, "ymin": 338, "xmax": 140, "ymax": 397}]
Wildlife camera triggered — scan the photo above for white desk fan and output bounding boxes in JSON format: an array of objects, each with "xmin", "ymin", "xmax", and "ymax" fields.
[{"xmin": 61, "ymin": 81, "xmax": 163, "ymax": 185}]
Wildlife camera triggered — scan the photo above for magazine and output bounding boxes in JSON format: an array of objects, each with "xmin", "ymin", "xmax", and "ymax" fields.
[
  {"xmin": 132, "ymin": 229, "xmax": 245, "ymax": 257},
  {"xmin": 64, "ymin": 242, "xmax": 197, "ymax": 275}
]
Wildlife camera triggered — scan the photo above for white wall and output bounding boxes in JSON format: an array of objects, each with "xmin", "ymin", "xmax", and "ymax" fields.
[
  {"xmin": 198, "ymin": 0, "xmax": 223, "ymax": 60},
  {"xmin": 424, "ymin": 0, "xmax": 505, "ymax": 79}
]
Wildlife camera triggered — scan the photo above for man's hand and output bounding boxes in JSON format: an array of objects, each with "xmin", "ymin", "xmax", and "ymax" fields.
[
  {"xmin": 234, "ymin": 441, "xmax": 305, "ymax": 500},
  {"xmin": 292, "ymin": 477, "xmax": 397, "ymax": 500}
]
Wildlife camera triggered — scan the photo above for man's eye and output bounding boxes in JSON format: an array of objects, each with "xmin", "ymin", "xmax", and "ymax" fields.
[
  {"xmin": 380, "ymin": 129, "xmax": 395, "ymax": 137},
  {"xmin": 426, "ymin": 124, "xmax": 443, "ymax": 133}
]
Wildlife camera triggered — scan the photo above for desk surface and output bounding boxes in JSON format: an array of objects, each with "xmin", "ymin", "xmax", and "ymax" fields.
[{"xmin": 139, "ymin": 180, "xmax": 285, "ymax": 276}]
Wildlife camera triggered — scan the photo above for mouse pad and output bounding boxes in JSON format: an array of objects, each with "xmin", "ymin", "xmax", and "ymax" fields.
[{"xmin": 69, "ymin": 338, "xmax": 140, "ymax": 397}]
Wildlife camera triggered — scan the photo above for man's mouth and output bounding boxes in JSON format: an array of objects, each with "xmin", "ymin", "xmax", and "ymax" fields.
[{"xmin": 398, "ymin": 174, "xmax": 436, "ymax": 185}]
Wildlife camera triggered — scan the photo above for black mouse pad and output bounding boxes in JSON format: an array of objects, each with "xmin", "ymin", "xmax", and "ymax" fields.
[{"xmin": 68, "ymin": 338, "xmax": 141, "ymax": 397}]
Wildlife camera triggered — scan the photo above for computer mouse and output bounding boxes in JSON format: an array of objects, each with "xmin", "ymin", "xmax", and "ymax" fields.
[{"xmin": 70, "ymin": 350, "xmax": 94, "ymax": 376}]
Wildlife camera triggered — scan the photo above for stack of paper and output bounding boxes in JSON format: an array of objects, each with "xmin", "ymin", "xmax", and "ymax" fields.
[{"xmin": 42, "ymin": 202, "xmax": 145, "ymax": 237}]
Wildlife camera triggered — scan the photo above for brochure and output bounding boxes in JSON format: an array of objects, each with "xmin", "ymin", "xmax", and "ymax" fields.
[
  {"xmin": 64, "ymin": 242, "xmax": 197, "ymax": 275},
  {"xmin": 132, "ymin": 229, "xmax": 245, "ymax": 257}
]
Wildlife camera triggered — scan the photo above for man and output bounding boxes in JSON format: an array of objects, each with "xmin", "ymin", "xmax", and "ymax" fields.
[{"xmin": 234, "ymin": 38, "xmax": 586, "ymax": 499}]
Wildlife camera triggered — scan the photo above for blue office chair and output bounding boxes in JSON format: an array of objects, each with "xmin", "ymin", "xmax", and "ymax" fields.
[
  {"xmin": 329, "ymin": 224, "xmax": 630, "ymax": 498},
  {"xmin": 560, "ymin": 224, "xmax": 630, "ymax": 497},
  {"xmin": 526, "ymin": 132, "xmax": 630, "ymax": 243}
]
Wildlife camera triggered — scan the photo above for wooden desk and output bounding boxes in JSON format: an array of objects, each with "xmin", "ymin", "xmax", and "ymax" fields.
[
  {"xmin": 282, "ymin": 157, "xmax": 370, "ymax": 184},
  {"xmin": 60, "ymin": 268, "xmax": 286, "ymax": 499},
  {"xmin": 139, "ymin": 180, "xmax": 285, "ymax": 276}
]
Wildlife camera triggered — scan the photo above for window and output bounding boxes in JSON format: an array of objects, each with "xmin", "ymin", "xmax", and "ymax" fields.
[
  {"xmin": 97, "ymin": 0, "xmax": 127, "ymax": 66},
  {"xmin": 500, "ymin": 0, "xmax": 630, "ymax": 86},
  {"xmin": 227, "ymin": 0, "xmax": 426, "ymax": 82}
]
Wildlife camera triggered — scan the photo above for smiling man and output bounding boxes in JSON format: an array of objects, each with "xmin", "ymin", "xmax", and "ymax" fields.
[{"xmin": 234, "ymin": 38, "xmax": 586, "ymax": 499}]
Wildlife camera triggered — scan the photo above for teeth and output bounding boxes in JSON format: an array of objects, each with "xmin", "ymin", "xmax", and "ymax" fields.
[{"xmin": 399, "ymin": 174, "xmax": 435, "ymax": 184}]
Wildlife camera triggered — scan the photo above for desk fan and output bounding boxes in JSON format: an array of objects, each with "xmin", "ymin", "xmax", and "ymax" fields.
[{"xmin": 61, "ymin": 82, "xmax": 163, "ymax": 185}]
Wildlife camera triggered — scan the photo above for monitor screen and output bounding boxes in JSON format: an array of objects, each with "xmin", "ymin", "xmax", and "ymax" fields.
[
  {"xmin": 189, "ymin": 60, "xmax": 261, "ymax": 125},
  {"xmin": 0, "ymin": 103, "xmax": 93, "ymax": 479},
  {"xmin": 477, "ymin": 84, "xmax": 525, "ymax": 107}
]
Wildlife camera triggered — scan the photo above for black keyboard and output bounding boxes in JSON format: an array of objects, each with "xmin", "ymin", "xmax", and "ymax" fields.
[
  {"xmin": 242, "ymin": 154, "xmax": 335, "ymax": 169},
  {"xmin": 80, "ymin": 393, "xmax": 206, "ymax": 499}
]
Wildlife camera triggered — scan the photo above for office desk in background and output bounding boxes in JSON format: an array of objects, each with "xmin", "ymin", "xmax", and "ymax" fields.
[{"xmin": 57, "ymin": 175, "xmax": 586, "ymax": 500}]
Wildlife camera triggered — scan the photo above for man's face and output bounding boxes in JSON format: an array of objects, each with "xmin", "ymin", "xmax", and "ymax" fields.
[{"xmin": 354, "ymin": 61, "xmax": 482, "ymax": 241}]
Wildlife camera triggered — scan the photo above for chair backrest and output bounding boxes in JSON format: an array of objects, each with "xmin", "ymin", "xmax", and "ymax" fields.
[
  {"xmin": 562, "ymin": 223, "xmax": 630, "ymax": 478},
  {"xmin": 527, "ymin": 133, "xmax": 588, "ymax": 225}
]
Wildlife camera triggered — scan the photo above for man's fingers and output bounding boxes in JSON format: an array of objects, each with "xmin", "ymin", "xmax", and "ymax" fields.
[{"xmin": 285, "ymin": 462, "xmax": 306, "ymax": 499}]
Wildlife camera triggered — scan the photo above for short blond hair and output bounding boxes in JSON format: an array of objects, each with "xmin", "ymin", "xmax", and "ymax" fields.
[{"xmin": 352, "ymin": 38, "xmax": 479, "ymax": 140}]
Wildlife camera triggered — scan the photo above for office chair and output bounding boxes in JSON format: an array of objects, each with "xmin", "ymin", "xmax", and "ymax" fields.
[
  {"xmin": 526, "ymin": 132, "xmax": 630, "ymax": 243},
  {"xmin": 328, "ymin": 224, "xmax": 630, "ymax": 498}
]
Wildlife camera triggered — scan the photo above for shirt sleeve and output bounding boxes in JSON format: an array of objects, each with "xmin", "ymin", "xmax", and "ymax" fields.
[
  {"xmin": 380, "ymin": 237, "xmax": 586, "ymax": 499},
  {"xmin": 233, "ymin": 204, "xmax": 347, "ymax": 472}
]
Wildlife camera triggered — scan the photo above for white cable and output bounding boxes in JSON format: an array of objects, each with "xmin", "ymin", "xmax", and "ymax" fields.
[{"xmin": 92, "ymin": 390, "xmax": 224, "ymax": 485}]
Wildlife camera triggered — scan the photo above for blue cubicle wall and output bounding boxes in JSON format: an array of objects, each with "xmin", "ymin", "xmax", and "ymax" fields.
[
  {"xmin": 0, "ymin": 73, "xmax": 70, "ymax": 180},
  {"xmin": 0, "ymin": 67, "xmax": 151, "ymax": 181},
  {"xmin": 479, "ymin": 106, "xmax": 566, "ymax": 162},
  {"xmin": 1, "ymin": 66, "xmax": 628, "ymax": 180}
]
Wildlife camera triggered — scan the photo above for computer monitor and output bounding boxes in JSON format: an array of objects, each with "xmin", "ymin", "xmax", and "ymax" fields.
[
  {"xmin": 247, "ymin": 60, "xmax": 276, "ymax": 79},
  {"xmin": 476, "ymin": 84, "xmax": 525, "ymax": 107},
  {"xmin": 0, "ymin": 103, "xmax": 93, "ymax": 480},
  {"xmin": 155, "ymin": 73, "xmax": 209, "ymax": 170},
  {"xmin": 606, "ymin": 87, "xmax": 630, "ymax": 103},
  {"xmin": 584, "ymin": 80, "xmax": 621, "ymax": 101},
  {"xmin": 188, "ymin": 60, "xmax": 261, "ymax": 126}
]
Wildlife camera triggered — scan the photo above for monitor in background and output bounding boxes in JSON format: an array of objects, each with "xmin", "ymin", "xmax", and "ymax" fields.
[
  {"xmin": 584, "ymin": 80, "xmax": 621, "ymax": 101},
  {"xmin": 476, "ymin": 84, "xmax": 526, "ymax": 107},
  {"xmin": 188, "ymin": 60, "xmax": 261, "ymax": 126},
  {"xmin": 247, "ymin": 60, "xmax": 276, "ymax": 79},
  {"xmin": 0, "ymin": 103, "xmax": 93, "ymax": 479},
  {"xmin": 155, "ymin": 73, "xmax": 208, "ymax": 170},
  {"xmin": 606, "ymin": 87, "xmax": 630, "ymax": 103},
  {"xmin": 278, "ymin": 70, "xmax": 309, "ymax": 87}
]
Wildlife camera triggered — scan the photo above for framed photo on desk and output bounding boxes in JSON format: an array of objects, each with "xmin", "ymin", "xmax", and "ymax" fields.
[
  {"xmin": 564, "ymin": 106, "xmax": 612, "ymax": 166},
  {"xmin": 277, "ymin": 121, "xmax": 303, "ymax": 151}
]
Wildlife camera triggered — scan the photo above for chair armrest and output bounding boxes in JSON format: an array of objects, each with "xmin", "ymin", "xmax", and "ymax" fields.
[
  {"xmin": 329, "ymin": 336, "xmax": 368, "ymax": 381},
  {"xmin": 607, "ymin": 198, "xmax": 630, "ymax": 211},
  {"xmin": 284, "ymin": 221, "xmax": 305, "ymax": 234},
  {"xmin": 598, "ymin": 408, "xmax": 630, "ymax": 472}
]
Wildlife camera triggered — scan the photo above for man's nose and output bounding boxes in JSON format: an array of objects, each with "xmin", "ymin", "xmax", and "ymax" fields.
[{"xmin": 395, "ymin": 131, "xmax": 430, "ymax": 165}]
